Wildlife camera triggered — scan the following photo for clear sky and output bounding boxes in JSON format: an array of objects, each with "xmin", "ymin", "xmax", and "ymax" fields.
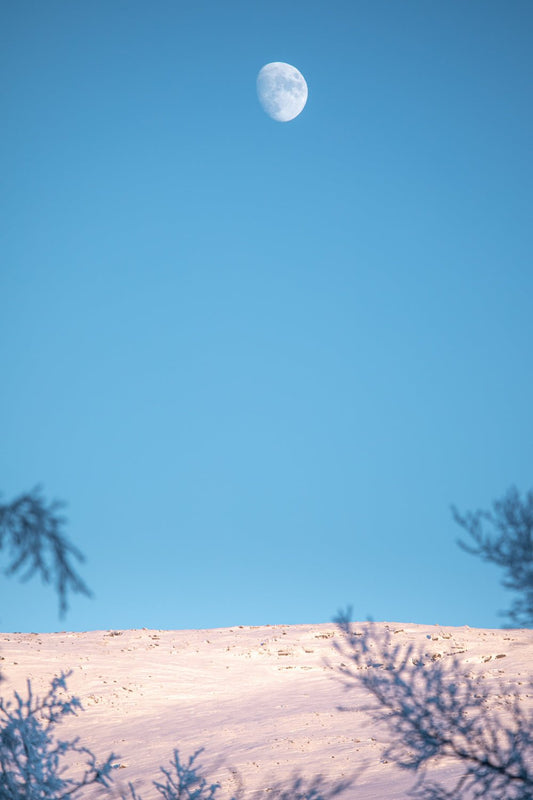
[{"xmin": 2, "ymin": 1, "xmax": 532, "ymax": 633}]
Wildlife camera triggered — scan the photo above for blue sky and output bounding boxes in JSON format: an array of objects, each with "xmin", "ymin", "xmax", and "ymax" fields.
[{"xmin": 2, "ymin": 1, "xmax": 532, "ymax": 633}]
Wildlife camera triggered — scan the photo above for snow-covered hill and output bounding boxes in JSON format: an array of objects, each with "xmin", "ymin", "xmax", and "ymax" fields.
[{"xmin": 1, "ymin": 622, "xmax": 532, "ymax": 799}]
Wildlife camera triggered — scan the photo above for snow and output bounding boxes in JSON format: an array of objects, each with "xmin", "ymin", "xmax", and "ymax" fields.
[{"xmin": 1, "ymin": 622, "xmax": 532, "ymax": 799}]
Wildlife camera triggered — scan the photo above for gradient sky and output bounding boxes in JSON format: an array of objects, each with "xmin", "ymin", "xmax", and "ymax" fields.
[{"xmin": 2, "ymin": 1, "xmax": 532, "ymax": 633}]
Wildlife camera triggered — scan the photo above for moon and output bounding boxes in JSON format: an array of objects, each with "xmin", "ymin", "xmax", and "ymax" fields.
[{"xmin": 256, "ymin": 62, "xmax": 308, "ymax": 122}]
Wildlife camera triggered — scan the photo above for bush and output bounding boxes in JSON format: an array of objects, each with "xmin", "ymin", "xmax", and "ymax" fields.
[{"xmin": 0, "ymin": 671, "xmax": 117, "ymax": 800}]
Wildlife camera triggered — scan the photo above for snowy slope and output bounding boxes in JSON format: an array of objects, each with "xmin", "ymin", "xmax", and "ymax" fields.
[{"xmin": 1, "ymin": 622, "xmax": 532, "ymax": 799}]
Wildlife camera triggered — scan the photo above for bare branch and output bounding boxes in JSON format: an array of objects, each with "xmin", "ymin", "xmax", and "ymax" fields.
[
  {"xmin": 335, "ymin": 614, "xmax": 533, "ymax": 799},
  {"xmin": 0, "ymin": 487, "xmax": 91, "ymax": 616},
  {"xmin": 453, "ymin": 486, "xmax": 533, "ymax": 627}
]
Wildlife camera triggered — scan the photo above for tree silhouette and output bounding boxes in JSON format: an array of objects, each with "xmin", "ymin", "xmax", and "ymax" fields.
[
  {"xmin": 335, "ymin": 615, "xmax": 533, "ymax": 799},
  {"xmin": 0, "ymin": 486, "xmax": 91, "ymax": 617},
  {"xmin": 333, "ymin": 484, "xmax": 533, "ymax": 796},
  {"xmin": 453, "ymin": 486, "xmax": 533, "ymax": 628},
  {"xmin": 0, "ymin": 671, "xmax": 117, "ymax": 800}
]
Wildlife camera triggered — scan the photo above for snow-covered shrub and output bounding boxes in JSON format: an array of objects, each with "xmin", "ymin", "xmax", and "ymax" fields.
[
  {"xmin": 125, "ymin": 749, "xmax": 351, "ymax": 800},
  {"xmin": 0, "ymin": 671, "xmax": 117, "ymax": 800},
  {"xmin": 125, "ymin": 750, "xmax": 220, "ymax": 800}
]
